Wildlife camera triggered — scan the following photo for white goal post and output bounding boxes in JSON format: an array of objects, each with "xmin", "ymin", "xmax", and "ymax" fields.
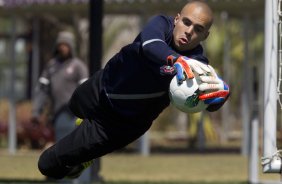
[{"xmin": 261, "ymin": 0, "xmax": 281, "ymax": 174}]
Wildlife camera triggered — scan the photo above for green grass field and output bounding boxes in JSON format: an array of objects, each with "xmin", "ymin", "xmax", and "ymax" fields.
[{"xmin": 0, "ymin": 149, "xmax": 280, "ymax": 184}]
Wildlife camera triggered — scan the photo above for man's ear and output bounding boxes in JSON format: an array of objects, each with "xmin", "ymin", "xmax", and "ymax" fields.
[
  {"xmin": 204, "ymin": 31, "xmax": 210, "ymax": 39},
  {"xmin": 174, "ymin": 13, "xmax": 180, "ymax": 25}
]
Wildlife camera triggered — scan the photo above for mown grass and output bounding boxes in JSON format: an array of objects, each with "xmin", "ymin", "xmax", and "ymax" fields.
[
  {"xmin": 0, "ymin": 180, "xmax": 247, "ymax": 184},
  {"xmin": 0, "ymin": 149, "xmax": 280, "ymax": 184}
]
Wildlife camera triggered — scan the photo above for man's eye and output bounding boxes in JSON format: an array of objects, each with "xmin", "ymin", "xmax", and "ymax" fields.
[
  {"xmin": 182, "ymin": 19, "xmax": 191, "ymax": 26},
  {"xmin": 195, "ymin": 27, "xmax": 204, "ymax": 33}
]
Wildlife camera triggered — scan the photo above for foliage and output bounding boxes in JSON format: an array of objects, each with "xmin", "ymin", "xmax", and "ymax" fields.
[{"xmin": 205, "ymin": 15, "xmax": 264, "ymax": 121}]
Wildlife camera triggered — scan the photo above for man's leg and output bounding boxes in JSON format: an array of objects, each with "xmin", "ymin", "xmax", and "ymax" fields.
[
  {"xmin": 38, "ymin": 117, "xmax": 151, "ymax": 179},
  {"xmin": 38, "ymin": 118, "xmax": 118, "ymax": 179},
  {"xmin": 38, "ymin": 119, "xmax": 98, "ymax": 179},
  {"xmin": 73, "ymin": 118, "xmax": 103, "ymax": 182},
  {"xmin": 38, "ymin": 144, "xmax": 71, "ymax": 179},
  {"xmin": 54, "ymin": 110, "xmax": 76, "ymax": 142}
]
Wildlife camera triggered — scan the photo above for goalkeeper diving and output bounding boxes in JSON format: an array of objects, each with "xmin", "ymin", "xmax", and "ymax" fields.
[{"xmin": 38, "ymin": 0, "xmax": 230, "ymax": 179}]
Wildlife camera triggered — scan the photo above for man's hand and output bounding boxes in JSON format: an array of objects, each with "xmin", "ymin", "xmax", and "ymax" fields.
[
  {"xmin": 166, "ymin": 55, "xmax": 211, "ymax": 84},
  {"xmin": 31, "ymin": 116, "xmax": 41, "ymax": 125},
  {"xmin": 199, "ymin": 79, "xmax": 229, "ymax": 104},
  {"xmin": 197, "ymin": 65, "xmax": 230, "ymax": 111}
]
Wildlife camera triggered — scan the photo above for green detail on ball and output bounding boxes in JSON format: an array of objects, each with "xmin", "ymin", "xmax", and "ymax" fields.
[{"xmin": 185, "ymin": 89, "xmax": 200, "ymax": 108}]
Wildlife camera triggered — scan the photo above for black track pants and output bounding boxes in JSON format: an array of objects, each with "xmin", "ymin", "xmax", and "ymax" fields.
[{"xmin": 38, "ymin": 117, "xmax": 151, "ymax": 179}]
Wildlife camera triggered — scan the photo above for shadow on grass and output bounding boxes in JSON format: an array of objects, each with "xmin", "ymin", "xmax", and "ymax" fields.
[{"xmin": 0, "ymin": 179, "xmax": 248, "ymax": 184}]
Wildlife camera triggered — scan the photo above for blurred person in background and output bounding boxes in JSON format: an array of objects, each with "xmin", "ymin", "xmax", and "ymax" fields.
[
  {"xmin": 31, "ymin": 31, "xmax": 102, "ymax": 182},
  {"xmin": 38, "ymin": 0, "xmax": 230, "ymax": 180},
  {"xmin": 32, "ymin": 31, "xmax": 88, "ymax": 145}
]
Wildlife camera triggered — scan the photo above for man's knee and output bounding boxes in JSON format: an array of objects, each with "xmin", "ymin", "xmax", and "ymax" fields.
[{"xmin": 38, "ymin": 145, "xmax": 70, "ymax": 179}]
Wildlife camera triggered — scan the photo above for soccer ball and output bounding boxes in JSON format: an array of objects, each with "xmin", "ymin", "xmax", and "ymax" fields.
[{"xmin": 169, "ymin": 75, "xmax": 208, "ymax": 113}]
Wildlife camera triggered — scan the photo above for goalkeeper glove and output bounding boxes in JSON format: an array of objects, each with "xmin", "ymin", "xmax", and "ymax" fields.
[
  {"xmin": 197, "ymin": 65, "xmax": 230, "ymax": 111},
  {"xmin": 164, "ymin": 55, "xmax": 211, "ymax": 84}
]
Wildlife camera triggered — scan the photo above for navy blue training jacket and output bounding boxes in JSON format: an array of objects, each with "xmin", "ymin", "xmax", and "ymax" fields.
[{"xmin": 101, "ymin": 15, "xmax": 209, "ymax": 122}]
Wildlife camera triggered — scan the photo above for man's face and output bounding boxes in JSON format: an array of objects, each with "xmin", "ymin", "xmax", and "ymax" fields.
[
  {"xmin": 173, "ymin": 4, "xmax": 212, "ymax": 51},
  {"xmin": 57, "ymin": 43, "xmax": 71, "ymax": 59}
]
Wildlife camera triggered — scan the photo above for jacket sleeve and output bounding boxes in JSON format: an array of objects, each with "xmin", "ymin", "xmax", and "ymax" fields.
[
  {"xmin": 206, "ymin": 93, "xmax": 230, "ymax": 112},
  {"xmin": 32, "ymin": 68, "xmax": 51, "ymax": 117},
  {"xmin": 140, "ymin": 15, "xmax": 179, "ymax": 65},
  {"xmin": 75, "ymin": 59, "xmax": 89, "ymax": 84}
]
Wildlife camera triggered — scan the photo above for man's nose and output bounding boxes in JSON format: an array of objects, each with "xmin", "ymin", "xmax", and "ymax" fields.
[{"xmin": 185, "ymin": 25, "xmax": 193, "ymax": 36}]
